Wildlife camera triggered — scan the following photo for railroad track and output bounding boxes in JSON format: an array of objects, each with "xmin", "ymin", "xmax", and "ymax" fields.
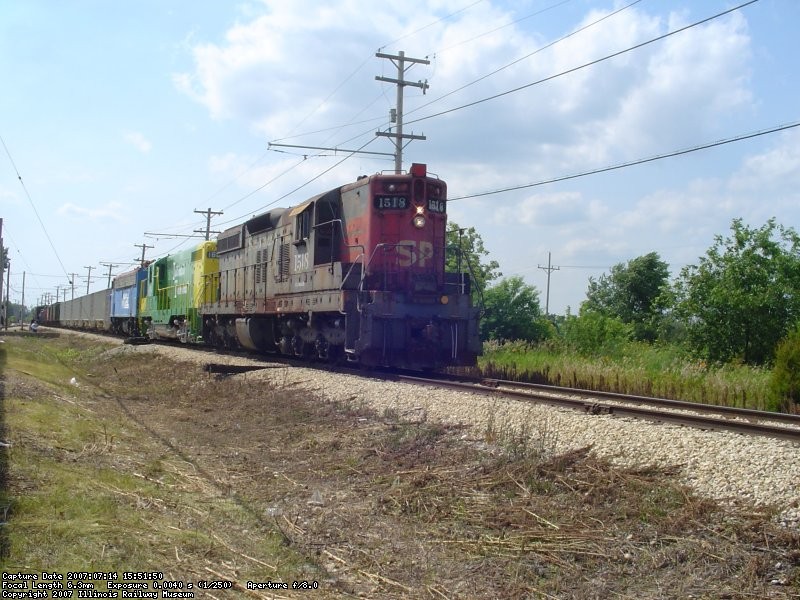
[
  {"xmin": 198, "ymin": 353, "xmax": 800, "ymax": 442},
  {"xmin": 386, "ymin": 373, "xmax": 800, "ymax": 443},
  {"xmin": 35, "ymin": 326, "xmax": 800, "ymax": 443}
]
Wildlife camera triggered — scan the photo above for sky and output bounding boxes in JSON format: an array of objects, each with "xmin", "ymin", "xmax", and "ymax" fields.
[{"xmin": 1, "ymin": 0, "xmax": 798, "ymax": 315}]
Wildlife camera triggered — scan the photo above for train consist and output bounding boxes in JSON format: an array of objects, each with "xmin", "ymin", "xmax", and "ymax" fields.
[{"xmin": 37, "ymin": 164, "xmax": 481, "ymax": 370}]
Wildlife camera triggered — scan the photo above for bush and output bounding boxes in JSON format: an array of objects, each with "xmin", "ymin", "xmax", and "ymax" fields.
[
  {"xmin": 562, "ymin": 311, "xmax": 633, "ymax": 358},
  {"xmin": 769, "ymin": 324, "xmax": 800, "ymax": 411}
]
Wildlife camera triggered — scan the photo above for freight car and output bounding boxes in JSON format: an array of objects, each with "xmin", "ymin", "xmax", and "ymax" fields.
[
  {"xmin": 201, "ymin": 163, "xmax": 480, "ymax": 370},
  {"xmin": 48, "ymin": 288, "xmax": 111, "ymax": 331},
  {"xmin": 111, "ymin": 266, "xmax": 147, "ymax": 336}
]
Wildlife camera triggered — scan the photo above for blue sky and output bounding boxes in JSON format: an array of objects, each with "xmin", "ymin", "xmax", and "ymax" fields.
[{"xmin": 1, "ymin": 0, "xmax": 798, "ymax": 314}]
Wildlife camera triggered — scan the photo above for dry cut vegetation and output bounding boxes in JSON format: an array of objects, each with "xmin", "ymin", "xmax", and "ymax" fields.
[{"xmin": 0, "ymin": 332, "xmax": 799, "ymax": 598}]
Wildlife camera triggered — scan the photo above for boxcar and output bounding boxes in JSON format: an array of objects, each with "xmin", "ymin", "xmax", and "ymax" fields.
[{"xmin": 60, "ymin": 289, "xmax": 111, "ymax": 331}]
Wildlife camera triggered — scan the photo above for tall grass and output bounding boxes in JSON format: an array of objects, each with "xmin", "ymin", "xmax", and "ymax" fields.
[{"xmin": 476, "ymin": 340, "xmax": 775, "ymax": 411}]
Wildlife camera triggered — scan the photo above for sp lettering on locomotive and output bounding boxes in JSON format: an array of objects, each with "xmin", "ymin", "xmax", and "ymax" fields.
[{"xmin": 396, "ymin": 240, "xmax": 434, "ymax": 268}]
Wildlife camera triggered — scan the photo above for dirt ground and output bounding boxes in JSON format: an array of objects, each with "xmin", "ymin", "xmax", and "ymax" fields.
[{"xmin": 2, "ymin": 333, "xmax": 799, "ymax": 599}]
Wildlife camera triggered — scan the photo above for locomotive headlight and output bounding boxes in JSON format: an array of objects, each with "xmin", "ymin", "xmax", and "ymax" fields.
[
  {"xmin": 440, "ymin": 295, "xmax": 449, "ymax": 305},
  {"xmin": 413, "ymin": 214, "xmax": 426, "ymax": 229}
]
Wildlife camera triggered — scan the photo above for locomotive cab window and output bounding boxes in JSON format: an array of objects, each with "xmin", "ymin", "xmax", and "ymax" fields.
[{"xmin": 294, "ymin": 205, "xmax": 312, "ymax": 244}]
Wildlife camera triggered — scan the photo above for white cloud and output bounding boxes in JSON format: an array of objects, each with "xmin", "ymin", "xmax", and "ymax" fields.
[
  {"xmin": 123, "ymin": 131, "xmax": 152, "ymax": 153},
  {"xmin": 172, "ymin": 2, "xmax": 755, "ymax": 176},
  {"xmin": 493, "ymin": 191, "xmax": 607, "ymax": 226},
  {"xmin": 57, "ymin": 202, "xmax": 127, "ymax": 222},
  {"xmin": 0, "ymin": 188, "xmax": 19, "ymax": 205},
  {"xmin": 729, "ymin": 128, "xmax": 800, "ymax": 193}
]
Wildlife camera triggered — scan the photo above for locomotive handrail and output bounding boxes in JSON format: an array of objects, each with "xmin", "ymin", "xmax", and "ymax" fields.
[
  {"xmin": 340, "ymin": 251, "xmax": 366, "ymax": 312},
  {"xmin": 445, "ymin": 244, "xmax": 486, "ymax": 318}
]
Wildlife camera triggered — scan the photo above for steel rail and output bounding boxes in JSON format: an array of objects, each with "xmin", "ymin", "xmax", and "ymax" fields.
[
  {"xmin": 394, "ymin": 375, "xmax": 800, "ymax": 443},
  {"xmin": 478, "ymin": 378, "xmax": 800, "ymax": 427}
]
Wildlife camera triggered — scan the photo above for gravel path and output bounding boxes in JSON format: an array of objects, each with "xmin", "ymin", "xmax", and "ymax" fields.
[{"xmin": 82, "ymin": 334, "xmax": 800, "ymax": 529}]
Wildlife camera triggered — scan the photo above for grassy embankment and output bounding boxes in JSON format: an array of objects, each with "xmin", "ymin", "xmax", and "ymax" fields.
[
  {"xmin": 0, "ymin": 333, "xmax": 301, "ymax": 585},
  {"xmin": 477, "ymin": 340, "xmax": 774, "ymax": 411},
  {"xmin": 1, "ymin": 332, "xmax": 798, "ymax": 598}
]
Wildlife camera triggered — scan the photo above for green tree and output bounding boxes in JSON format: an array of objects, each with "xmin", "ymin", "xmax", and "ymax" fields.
[
  {"xmin": 770, "ymin": 324, "xmax": 800, "ymax": 411},
  {"xmin": 673, "ymin": 218, "xmax": 800, "ymax": 365},
  {"xmin": 582, "ymin": 252, "xmax": 669, "ymax": 341},
  {"xmin": 480, "ymin": 276, "xmax": 548, "ymax": 342},
  {"xmin": 445, "ymin": 223, "xmax": 500, "ymax": 299}
]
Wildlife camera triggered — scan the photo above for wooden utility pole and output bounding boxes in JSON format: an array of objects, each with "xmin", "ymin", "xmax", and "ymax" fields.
[
  {"xmin": 0, "ymin": 218, "xmax": 4, "ymax": 328},
  {"xmin": 100, "ymin": 262, "xmax": 120, "ymax": 288},
  {"xmin": 3, "ymin": 255, "xmax": 8, "ymax": 330},
  {"xmin": 69, "ymin": 273, "xmax": 78, "ymax": 300},
  {"xmin": 20, "ymin": 270, "xmax": 25, "ymax": 328},
  {"xmin": 375, "ymin": 50, "xmax": 429, "ymax": 173},
  {"xmin": 538, "ymin": 252, "xmax": 560, "ymax": 317},
  {"xmin": 84, "ymin": 265, "xmax": 94, "ymax": 295},
  {"xmin": 134, "ymin": 243, "xmax": 154, "ymax": 267},
  {"xmin": 194, "ymin": 208, "xmax": 223, "ymax": 241}
]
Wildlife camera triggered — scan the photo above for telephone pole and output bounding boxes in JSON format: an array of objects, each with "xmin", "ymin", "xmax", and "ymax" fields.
[
  {"xmin": 538, "ymin": 251, "xmax": 560, "ymax": 317},
  {"xmin": 84, "ymin": 265, "xmax": 94, "ymax": 295},
  {"xmin": 375, "ymin": 50, "xmax": 429, "ymax": 173},
  {"xmin": 20, "ymin": 271, "xmax": 25, "ymax": 328},
  {"xmin": 69, "ymin": 273, "xmax": 78, "ymax": 300},
  {"xmin": 3, "ymin": 256, "xmax": 8, "ymax": 330},
  {"xmin": 134, "ymin": 243, "xmax": 154, "ymax": 267},
  {"xmin": 194, "ymin": 208, "xmax": 223, "ymax": 241},
  {"xmin": 0, "ymin": 218, "xmax": 4, "ymax": 328},
  {"xmin": 100, "ymin": 262, "xmax": 120, "ymax": 288}
]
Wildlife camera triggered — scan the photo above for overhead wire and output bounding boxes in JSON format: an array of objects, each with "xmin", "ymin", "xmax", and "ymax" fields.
[
  {"xmin": 7, "ymin": 0, "xmax": 771, "ymax": 296},
  {"xmin": 153, "ymin": 0, "xmax": 753, "ymax": 250},
  {"xmin": 449, "ymin": 121, "xmax": 800, "ymax": 201},
  {"xmin": 379, "ymin": 0, "xmax": 486, "ymax": 50},
  {"xmin": 1, "ymin": 133, "xmax": 71, "ymax": 281},
  {"xmin": 269, "ymin": 0, "xmax": 608, "ymax": 144},
  {"xmin": 209, "ymin": 0, "xmax": 598, "ymax": 225},
  {"xmin": 217, "ymin": 0, "xmax": 496, "ymax": 224},
  {"xmin": 410, "ymin": 0, "xmax": 643, "ymax": 117},
  {"xmin": 434, "ymin": 0, "xmax": 573, "ymax": 54},
  {"xmin": 405, "ymin": 0, "xmax": 758, "ymax": 126}
]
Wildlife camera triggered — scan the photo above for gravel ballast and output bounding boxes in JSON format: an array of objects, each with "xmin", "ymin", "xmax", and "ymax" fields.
[{"xmin": 92, "ymin": 338, "xmax": 800, "ymax": 529}]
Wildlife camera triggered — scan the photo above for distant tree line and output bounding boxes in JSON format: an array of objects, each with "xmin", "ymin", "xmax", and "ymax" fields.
[{"xmin": 447, "ymin": 218, "xmax": 800, "ymax": 408}]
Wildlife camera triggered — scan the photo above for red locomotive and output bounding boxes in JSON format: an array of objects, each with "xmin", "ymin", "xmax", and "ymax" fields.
[{"xmin": 202, "ymin": 163, "xmax": 480, "ymax": 369}]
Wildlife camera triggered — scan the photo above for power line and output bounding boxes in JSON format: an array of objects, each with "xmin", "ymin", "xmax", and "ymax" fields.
[
  {"xmin": 269, "ymin": 1, "xmax": 578, "ymax": 147},
  {"xmin": 253, "ymin": 1, "xmax": 633, "ymax": 221},
  {"xmin": 411, "ymin": 0, "xmax": 642, "ymax": 118},
  {"xmin": 433, "ymin": 0, "xmax": 573, "ymax": 55},
  {"xmin": 406, "ymin": 0, "xmax": 759, "ymax": 126},
  {"xmin": 0, "ymin": 133, "xmax": 70, "ymax": 278},
  {"xmin": 267, "ymin": 0, "xmax": 583, "ymax": 146},
  {"xmin": 449, "ymin": 120, "xmax": 800, "ymax": 201}
]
